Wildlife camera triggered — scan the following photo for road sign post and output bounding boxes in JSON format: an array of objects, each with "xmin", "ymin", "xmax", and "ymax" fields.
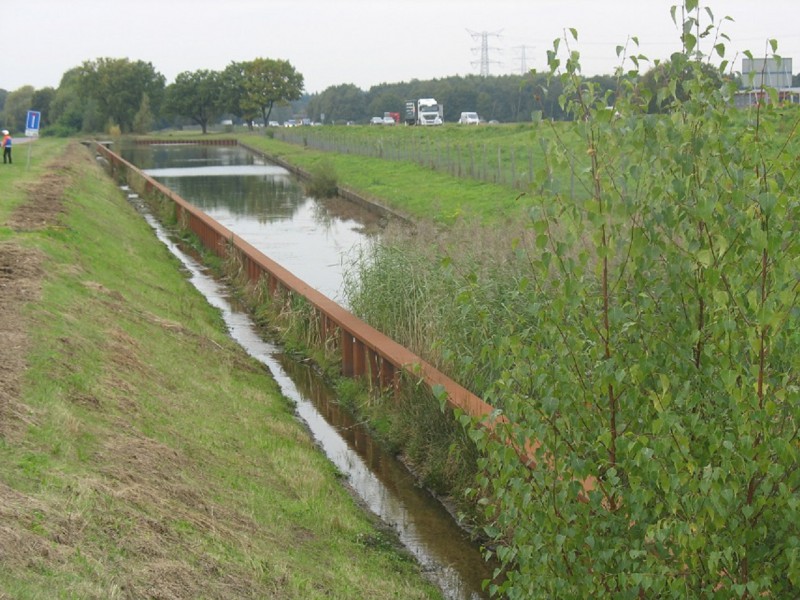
[
  {"xmin": 25, "ymin": 110, "xmax": 42, "ymax": 169},
  {"xmin": 25, "ymin": 110, "xmax": 41, "ymax": 137}
]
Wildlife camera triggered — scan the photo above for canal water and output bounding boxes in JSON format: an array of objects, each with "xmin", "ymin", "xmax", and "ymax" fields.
[
  {"xmin": 119, "ymin": 142, "xmax": 492, "ymax": 600},
  {"xmin": 122, "ymin": 142, "xmax": 381, "ymax": 303}
]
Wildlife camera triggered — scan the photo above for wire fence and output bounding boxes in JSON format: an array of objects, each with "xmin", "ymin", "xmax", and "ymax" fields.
[{"xmin": 275, "ymin": 128, "xmax": 581, "ymax": 198}]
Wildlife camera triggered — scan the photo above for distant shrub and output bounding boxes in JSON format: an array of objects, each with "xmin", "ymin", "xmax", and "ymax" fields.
[
  {"xmin": 306, "ymin": 159, "xmax": 338, "ymax": 198},
  {"xmin": 42, "ymin": 124, "xmax": 78, "ymax": 138}
]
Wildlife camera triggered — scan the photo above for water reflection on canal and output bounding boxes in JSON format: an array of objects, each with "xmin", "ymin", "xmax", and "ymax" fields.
[
  {"xmin": 119, "ymin": 142, "xmax": 492, "ymax": 599},
  {"xmin": 124, "ymin": 142, "xmax": 381, "ymax": 303}
]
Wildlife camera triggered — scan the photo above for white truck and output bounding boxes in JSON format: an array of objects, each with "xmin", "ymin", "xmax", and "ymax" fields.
[{"xmin": 404, "ymin": 98, "xmax": 444, "ymax": 126}]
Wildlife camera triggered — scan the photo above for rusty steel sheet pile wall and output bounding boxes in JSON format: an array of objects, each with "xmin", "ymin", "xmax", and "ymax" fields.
[
  {"xmin": 131, "ymin": 138, "xmax": 239, "ymax": 146},
  {"xmin": 93, "ymin": 141, "xmax": 495, "ymax": 423}
]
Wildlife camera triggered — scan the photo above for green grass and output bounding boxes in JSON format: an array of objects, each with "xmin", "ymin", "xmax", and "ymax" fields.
[
  {"xmin": 0, "ymin": 138, "xmax": 71, "ymax": 234},
  {"xmin": 0, "ymin": 139, "xmax": 442, "ymax": 599},
  {"xmin": 262, "ymin": 122, "xmax": 587, "ymax": 210}
]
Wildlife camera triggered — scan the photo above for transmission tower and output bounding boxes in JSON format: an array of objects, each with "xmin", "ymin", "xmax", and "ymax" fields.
[
  {"xmin": 512, "ymin": 45, "xmax": 536, "ymax": 74},
  {"xmin": 467, "ymin": 29, "xmax": 502, "ymax": 76}
]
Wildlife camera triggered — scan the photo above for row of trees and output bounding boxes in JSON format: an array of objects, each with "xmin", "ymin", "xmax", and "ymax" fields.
[
  {"xmin": 304, "ymin": 73, "xmax": 612, "ymax": 124},
  {"xmin": 0, "ymin": 57, "xmax": 304, "ymax": 136},
  {"xmin": 165, "ymin": 59, "xmax": 304, "ymax": 133},
  {"xmin": 2, "ymin": 54, "xmax": 799, "ymax": 135},
  {"xmin": 0, "ymin": 63, "xmax": 584, "ymax": 134}
]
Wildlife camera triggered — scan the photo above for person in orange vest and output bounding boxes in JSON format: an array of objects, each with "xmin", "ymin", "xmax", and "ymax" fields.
[{"xmin": 2, "ymin": 130, "xmax": 11, "ymax": 164}]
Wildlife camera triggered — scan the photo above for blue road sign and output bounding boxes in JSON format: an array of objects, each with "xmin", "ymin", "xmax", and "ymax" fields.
[{"xmin": 26, "ymin": 110, "xmax": 41, "ymax": 136}]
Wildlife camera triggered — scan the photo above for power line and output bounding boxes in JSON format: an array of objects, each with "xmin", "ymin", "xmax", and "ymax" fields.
[
  {"xmin": 512, "ymin": 44, "xmax": 536, "ymax": 74},
  {"xmin": 467, "ymin": 29, "xmax": 502, "ymax": 76}
]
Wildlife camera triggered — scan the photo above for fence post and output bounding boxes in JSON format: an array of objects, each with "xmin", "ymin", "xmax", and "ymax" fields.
[
  {"xmin": 511, "ymin": 147, "xmax": 516, "ymax": 189},
  {"xmin": 529, "ymin": 149, "xmax": 534, "ymax": 188},
  {"xmin": 470, "ymin": 145, "xmax": 476, "ymax": 179}
]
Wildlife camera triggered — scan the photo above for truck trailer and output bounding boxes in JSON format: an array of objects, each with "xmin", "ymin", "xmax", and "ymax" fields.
[{"xmin": 404, "ymin": 98, "xmax": 443, "ymax": 126}]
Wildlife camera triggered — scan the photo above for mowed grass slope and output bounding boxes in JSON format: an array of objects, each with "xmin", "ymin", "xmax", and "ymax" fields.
[{"xmin": 0, "ymin": 140, "xmax": 442, "ymax": 599}]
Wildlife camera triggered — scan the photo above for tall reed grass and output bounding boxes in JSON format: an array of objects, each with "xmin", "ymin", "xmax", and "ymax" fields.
[{"xmin": 342, "ymin": 219, "xmax": 541, "ymax": 403}]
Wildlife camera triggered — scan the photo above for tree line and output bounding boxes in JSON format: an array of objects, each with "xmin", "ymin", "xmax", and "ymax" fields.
[
  {"xmin": 0, "ymin": 57, "xmax": 304, "ymax": 136},
  {"xmin": 1, "ymin": 55, "xmax": 798, "ymax": 135}
]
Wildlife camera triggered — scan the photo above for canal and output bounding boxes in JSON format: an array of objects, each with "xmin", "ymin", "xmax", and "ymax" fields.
[{"xmin": 119, "ymin": 141, "xmax": 492, "ymax": 600}]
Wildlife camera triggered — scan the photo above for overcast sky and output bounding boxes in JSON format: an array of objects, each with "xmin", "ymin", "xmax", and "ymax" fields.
[{"xmin": 5, "ymin": 0, "xmax": 799, "ymax": 94}]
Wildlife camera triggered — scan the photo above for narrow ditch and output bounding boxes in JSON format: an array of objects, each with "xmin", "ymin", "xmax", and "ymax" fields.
[{"xmin": 122, "ymin": 187, "xmax": 492, "ymax": 600}]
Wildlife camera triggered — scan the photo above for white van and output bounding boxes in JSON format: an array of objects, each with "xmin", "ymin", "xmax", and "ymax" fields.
[{"xmin": 459, "ymin": 112, "xmax": 480, "ymax": 125}]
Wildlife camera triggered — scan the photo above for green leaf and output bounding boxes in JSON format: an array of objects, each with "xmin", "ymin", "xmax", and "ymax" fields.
[
  {"xmin": 758, "ymin": 192, "xmax": 777, "ymax": 215},
  {"xmin": 569, "ymin": 28, "xmax": 578, "ymax": 41},
  {"xmin": 536, "ymin": 233, "xmax": 549, "ymax": 249},
  {"xmin": 683, "ymin": 32, "xmax": 697, "ymax": 54},
  {"xmin": 697, "ymin": 249, "xmax": 713, "ymax": 268}
]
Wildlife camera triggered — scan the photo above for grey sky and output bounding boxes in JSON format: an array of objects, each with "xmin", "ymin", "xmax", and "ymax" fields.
[{"xmin": 5, "ymin": 0, "xmax": 799, "ymax": 94}]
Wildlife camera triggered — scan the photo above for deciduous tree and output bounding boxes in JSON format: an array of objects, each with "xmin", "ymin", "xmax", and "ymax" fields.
[
  {"xmin": 75, "ymin": 57, "xmax": 165, "ymax": 133},
  {"xmin": 241, "ymin": 58, "xmax": 304, "ymax": 125},
  {"xmin": 164, "ymin": 69, "xmax": 223, "ymax": 134},
  {"xmin": 1, "ymin": 85, "xmax": 34, "ymax": 133},
  {"xmin": 466, "ymin": 3, "xmax": 800, "ymax": 598},
  {"xmin": 307, "ymin": 83, "xmax": 367, "ymax": 124}
]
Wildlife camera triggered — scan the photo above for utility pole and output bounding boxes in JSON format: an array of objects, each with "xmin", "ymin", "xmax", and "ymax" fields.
[
  {"xmin": 512, "ymin": 45, "xmax": 536, "ymax": 74},
  {"xmin": 467, "ymin": 29, "xmax": 502, "ymax": 76}
]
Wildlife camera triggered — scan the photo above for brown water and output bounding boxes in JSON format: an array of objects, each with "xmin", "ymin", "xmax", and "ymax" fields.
[{"xmin": 119, "ymin": 142, "xmax": 493, "ymax": 599}]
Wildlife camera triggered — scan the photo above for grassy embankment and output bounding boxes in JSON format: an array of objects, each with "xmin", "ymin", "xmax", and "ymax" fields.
[
  {"xmin": 0, "ymin": 138, "xmax": 443, "ymax": 599},
  {"xmin": 273, "ymin": 121, "xmax": 587, "ymax": 201}
]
